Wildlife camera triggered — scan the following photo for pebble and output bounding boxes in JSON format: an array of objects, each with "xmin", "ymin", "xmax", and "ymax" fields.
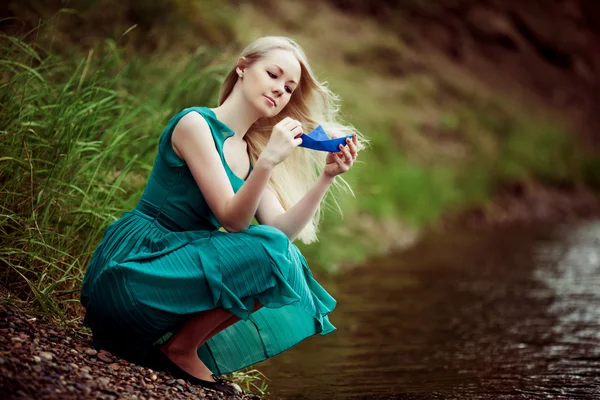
[
  {"xmin": 0, "ymin": 303, "xmax": 263, "ymax": 400},
  {"xmin": 97, "ymin": 350, "xmax": 112, "ymax": 362},
  {"xmin": 85, "ymin": 348, "xmax": 98, "ymax": 356}
]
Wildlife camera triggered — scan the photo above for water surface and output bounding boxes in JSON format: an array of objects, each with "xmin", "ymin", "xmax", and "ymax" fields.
[{"xmin": 258, "ymin": 220, "xmax": 600, "ymax": 399}]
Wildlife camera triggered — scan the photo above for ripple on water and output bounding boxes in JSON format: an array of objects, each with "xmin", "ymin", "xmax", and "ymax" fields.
[{"xmin": 259, "ymin": 220, "xmax": 600, "ymax": 399}]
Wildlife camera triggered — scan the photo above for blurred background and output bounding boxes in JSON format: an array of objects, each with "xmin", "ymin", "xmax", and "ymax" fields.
[{"xmin": 2, "ymin": 1, "xmax": 600, "ymax": 398}]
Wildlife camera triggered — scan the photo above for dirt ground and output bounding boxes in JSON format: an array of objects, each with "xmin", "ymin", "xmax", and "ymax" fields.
[{"xmin": 0, "ymin": 303, "xmax": 261, "ymax": 400}]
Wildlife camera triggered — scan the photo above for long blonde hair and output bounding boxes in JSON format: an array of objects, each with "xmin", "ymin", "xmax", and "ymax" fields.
[{"xmin": 219, "ymin": 36, "xmax": 367, "ymax": 244}]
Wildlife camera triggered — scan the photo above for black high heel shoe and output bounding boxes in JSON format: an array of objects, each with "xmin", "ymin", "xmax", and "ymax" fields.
[{"xmin": 150, "ymin": 346, "xmax": 242, "ymax": 397}]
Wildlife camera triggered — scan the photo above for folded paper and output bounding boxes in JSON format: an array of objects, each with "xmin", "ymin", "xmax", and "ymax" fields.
[{"xmin": 298, "ymin": 125, "xmax": 353, "ymax": 152}]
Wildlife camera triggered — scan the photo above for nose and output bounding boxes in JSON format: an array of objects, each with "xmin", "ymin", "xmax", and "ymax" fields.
[{"xmin": 272, "ymin": 85, "xmax": 284, "ymax": 97}]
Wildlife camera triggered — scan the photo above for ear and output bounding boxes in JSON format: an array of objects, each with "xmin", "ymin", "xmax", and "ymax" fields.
[{"xmin": 235, "ymin": 56, "xmax": 247, "ymax": 76}]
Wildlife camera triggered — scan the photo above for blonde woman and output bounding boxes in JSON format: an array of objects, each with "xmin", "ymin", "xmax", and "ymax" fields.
[{"xmin": 80, "ymin": 36, "xmax": 365, "ymax": 396}]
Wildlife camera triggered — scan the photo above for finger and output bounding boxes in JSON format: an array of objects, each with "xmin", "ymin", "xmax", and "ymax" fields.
[
  {"xmin": 277, "ymin": 117, "xmax": 293, "ymax": 127},
  {"xmin": 283, "ymin": 118, "xmax": 298, "ymax": 128},
  {"xmin": 352, "ymin": 134, "xmax": 360, "ymax": 159},
  {"xmin": 334, "ymin": 152, "xmax": 345, "ymax": 168},
  {"xmin": 338, "ymin": 144, "xmax": 352, "ymax": 163},
  {"xmin": 290, "ymin": 125, "xmax": 303, "ymax": 137},
  {"xmin": 345, "ymin": 137, "xmax": 357, "ymax": 158}
]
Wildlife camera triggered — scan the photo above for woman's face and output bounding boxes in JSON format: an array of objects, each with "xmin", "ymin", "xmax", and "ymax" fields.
[{"xmin": 238, "ymin": 49, "xmax": 302, "ymax": 117}]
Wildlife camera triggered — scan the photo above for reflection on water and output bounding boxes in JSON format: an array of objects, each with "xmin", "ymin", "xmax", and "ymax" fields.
[{"xmin": 258, "ymin": 220, "xmax": 600, "ymax": 399}]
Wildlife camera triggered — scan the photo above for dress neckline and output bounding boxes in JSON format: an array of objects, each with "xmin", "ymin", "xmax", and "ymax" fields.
[{"xmin": 204, "ymin": 107, "xmax": 252, "ymax": 182}]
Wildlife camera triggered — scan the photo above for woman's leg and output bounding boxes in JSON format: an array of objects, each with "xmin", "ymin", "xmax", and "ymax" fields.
[
  {"xmin": 160, "ymin": 300, "xmax": 262, "ymax": 381},
  {"xmin": 202, "ymin": 300, "xmax": 263, "ymax": 344},
  {"xmin": 160, "ymin": 308, "xmax": 232, "ymax": 380}
]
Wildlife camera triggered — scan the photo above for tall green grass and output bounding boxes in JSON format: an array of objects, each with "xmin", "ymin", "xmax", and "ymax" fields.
[
  {"xmin": 0, "ymin": 26, "xmax": 271, "ymax": 392},
  {"xmin": 0, "ymin": 31, "xmax": 228, "ymax": 317},
  {"xmin": 2, "ymin": 17, "xmax": 598, "ymax": 318}
]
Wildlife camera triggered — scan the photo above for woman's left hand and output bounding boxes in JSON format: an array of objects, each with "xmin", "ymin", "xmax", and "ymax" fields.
[{"xmin": 323, "ymin": 133, "xmax": 358, "ymax": 178}]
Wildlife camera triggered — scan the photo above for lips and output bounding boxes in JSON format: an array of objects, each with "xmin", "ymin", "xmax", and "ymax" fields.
[{"xmin": 264, "ymin": 95, "xmax": 276, "ymax": 107}]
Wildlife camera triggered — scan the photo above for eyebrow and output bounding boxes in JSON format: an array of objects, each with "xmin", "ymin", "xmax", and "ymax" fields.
[{"xmin": 272, "ymin": 64, "xmax": 298, "ymax": 86}]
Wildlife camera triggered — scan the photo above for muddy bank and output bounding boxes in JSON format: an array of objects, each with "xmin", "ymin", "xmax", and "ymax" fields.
[
  {"xmin": 0, "ymin": 303, "xmax": 260, "ymax": 400},
  {"xmin": 443, "ymin": 180, "xmax": 600, "ymax": 229}
]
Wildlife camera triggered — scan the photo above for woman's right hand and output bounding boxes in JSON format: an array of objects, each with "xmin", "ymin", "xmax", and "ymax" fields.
[{"xmin": 260, "ymin": 117, "xmax": 303, "ymax": 166}]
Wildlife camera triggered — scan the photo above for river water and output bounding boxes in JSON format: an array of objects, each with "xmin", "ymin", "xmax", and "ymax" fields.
[{"xmin": 258, "ymin": 220, "xmax": 600, "ymax": 399}]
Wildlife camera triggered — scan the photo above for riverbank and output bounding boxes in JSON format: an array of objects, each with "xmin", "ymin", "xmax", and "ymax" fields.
[
  {"xmin": 0, "ymin": 301, "xmax": 262, "ymax": 400},
  {"xmin": 3, "ymin": 3, "xmax": 600, "ymax": 392},
  {"xmin": 442, "ymin": 179, "xmax": 600, "ymax": 229}
]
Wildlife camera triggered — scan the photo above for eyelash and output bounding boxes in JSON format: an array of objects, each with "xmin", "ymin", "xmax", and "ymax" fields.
[{"xmin": 267, "ymin": 71, "xmax": 293, "ymax": 94}]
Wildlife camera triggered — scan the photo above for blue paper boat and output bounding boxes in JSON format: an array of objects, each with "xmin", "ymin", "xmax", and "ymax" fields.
[{"xmin": 298, "ymin": 125, "xmax": 353, "ymax": 152}]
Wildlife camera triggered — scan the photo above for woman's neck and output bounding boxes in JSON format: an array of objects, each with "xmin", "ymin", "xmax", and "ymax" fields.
[{"xmin": 210, "ymin": 92, "xmax": 261, "ymax": 141}]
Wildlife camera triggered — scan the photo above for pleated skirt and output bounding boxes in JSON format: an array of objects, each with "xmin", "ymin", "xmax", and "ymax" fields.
[{"xmin": 80, "ymin": 209, "xmax": 336, "ymax": 375}]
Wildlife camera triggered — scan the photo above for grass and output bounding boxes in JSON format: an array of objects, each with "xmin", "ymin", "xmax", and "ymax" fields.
[
  {"xmin": 1, "ymin": 24, "xmax": 276, "ymax": 392},
  {"xmin": 227, "ymin": 368, "xmax": 270, "ymax": 396},
  {"xmin": 2, "ymin": 3, "xmax": 600, "ymax": 396},
  {"xmin": 231, "ymin": 0, "xmax": 598, "ymax": 270},
  {"xmin": 1, "ymin": 5, "xmax": 599, "ymax": 394},
  {"xmin": 0, "ymin": 30, "xmax": 227, "ymax": 316}
]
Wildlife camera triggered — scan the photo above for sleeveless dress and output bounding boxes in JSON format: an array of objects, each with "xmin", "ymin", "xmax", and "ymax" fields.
[{"xmin": 79, "ymin": 106, "xmax": 337, "ymax": 375}]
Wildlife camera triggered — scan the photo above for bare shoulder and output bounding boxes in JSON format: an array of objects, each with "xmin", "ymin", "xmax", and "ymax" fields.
[
  {"xmin": 169, "ymin": 110, "xmax": 236, "ymax": 231},
  {"xmin": 172, "ymin": 111, "xmax": 212, "ymax": 158},
  {"xmin": 173, "ymin": 111, "xmax": 210, "ymax": 140}
]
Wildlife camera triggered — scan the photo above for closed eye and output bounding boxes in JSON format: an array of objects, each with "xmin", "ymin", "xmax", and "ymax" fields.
[{"xmin": 267, "ymin": 71, "xmax": 293, "ymax": 94}]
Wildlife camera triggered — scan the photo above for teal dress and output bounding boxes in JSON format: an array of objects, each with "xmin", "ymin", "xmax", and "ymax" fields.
[{"xmin": 80, "ymin": 106, "xmax": 336, "ymax": 375}]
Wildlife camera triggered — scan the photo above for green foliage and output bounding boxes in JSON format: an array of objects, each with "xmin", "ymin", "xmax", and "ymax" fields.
[
  {"xmin": 0, "ymin": 32, "xmax": 225, "ymax": 316},
  {"xmin": 228, "ymin": 369, "xmax": 270, "ymax": 396},
  {"xmin": 8, "ymin": 0, "xmax": 237, "ymax": 51},
  {"xmin": 497, "ymin": 118, "xmax": 579, "ymax": 185},
  {"xmin": 2, "ymin": 5, "xmax": 597, "ymax": 317},
  {"xmin": 581, "ymin": 154, "xmax": 600, "ymax": 190}
]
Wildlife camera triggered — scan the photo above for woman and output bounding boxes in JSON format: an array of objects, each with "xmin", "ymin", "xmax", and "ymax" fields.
[{"xmin": 80, "ymin": 36, "xmax": 365, "ymax": 396}]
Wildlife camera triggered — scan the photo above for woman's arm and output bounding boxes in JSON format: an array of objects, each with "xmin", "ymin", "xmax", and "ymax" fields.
[
  {"xmin": 256, "ymin": 134, "xmax": 359, "ymax": 241},
  {"xmin": 256, "ymin": 174, "xmax": 335, "ymax": 241},
  {"xmin": 173, "ymin": 112, "xmax": 277, "ymax": 232},
  {"xmin": 225, "ymin": 156, "xmax": 277, "ymax": 231}
]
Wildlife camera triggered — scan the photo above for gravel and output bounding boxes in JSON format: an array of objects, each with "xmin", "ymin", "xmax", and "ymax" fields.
[{"xmin": 0, "ymin": 304, "xmax": 261, "ymax": 400}]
